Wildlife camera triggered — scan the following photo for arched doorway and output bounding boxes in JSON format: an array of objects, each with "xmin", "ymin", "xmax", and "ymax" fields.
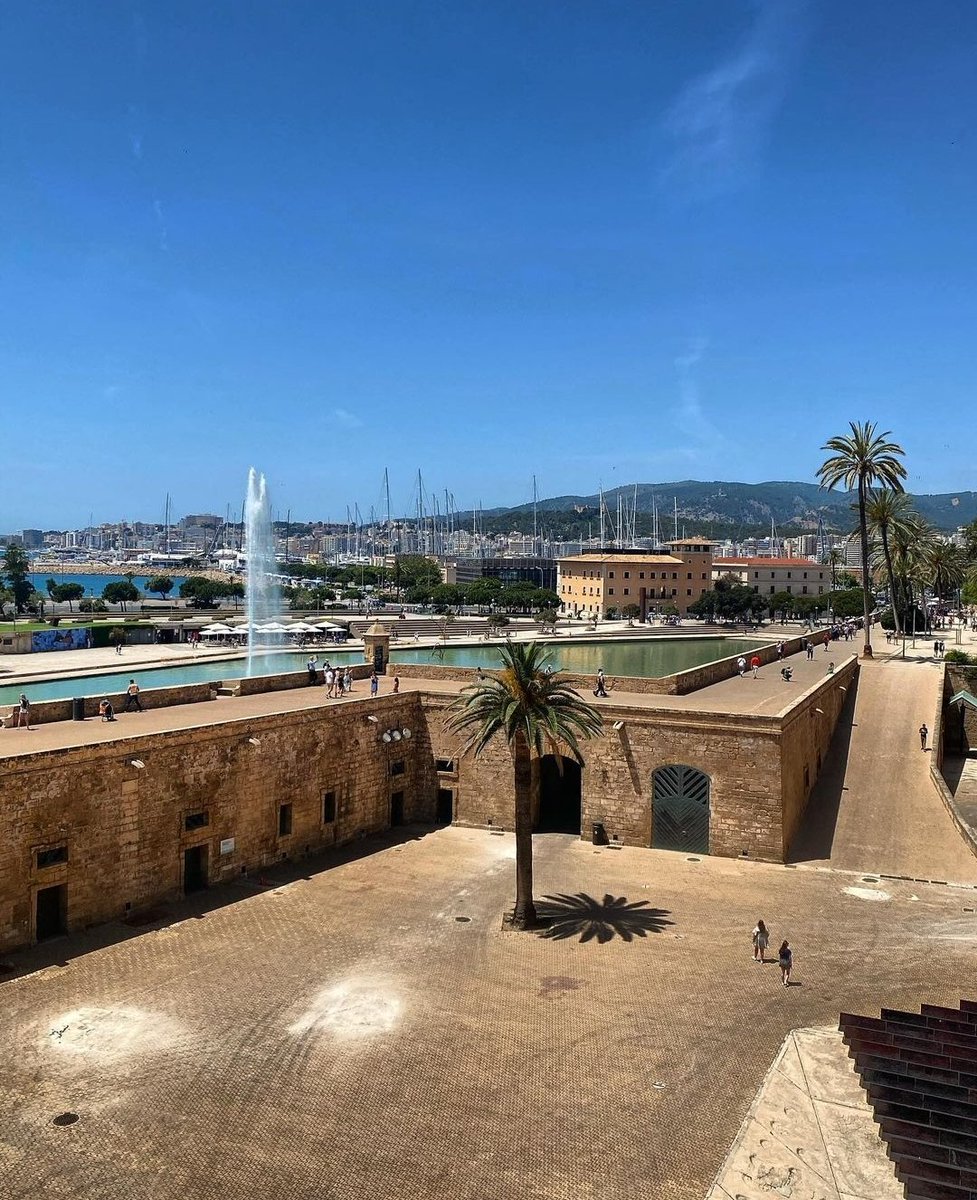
[
  {"xmin": 652, "ymin": 764, "xmax": 710, "ymax": 853},
  {"xmin": 537, "ymin": 756, "xmax": 582, "ymax": 833}
]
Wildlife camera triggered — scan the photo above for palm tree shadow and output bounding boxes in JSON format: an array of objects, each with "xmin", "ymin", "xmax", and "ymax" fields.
[{"xmin": 535, "ymin": 893, "xmax": 673, "ymax": 943}]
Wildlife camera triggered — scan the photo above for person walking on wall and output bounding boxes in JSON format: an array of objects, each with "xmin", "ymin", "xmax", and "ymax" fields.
[
  {"xmin": 752, "ymin": 920, "xmax": 769, "ymax": 963},
  {"xmin": 13, "ymin": 693, "xmax": 31, "ymax": 729},
  {"xmin": 594, "ymin": 668, "xmax": 609, "ymax": 697},
  {"xmin": 123, "ymin": 680, "xmax": 143, "ymax": 711},
  {"xmin": 778, "ymin": 940, "xmax": 793, "ymax": 987},
  {"xmin": 306, "ymin": 655, "xmax": 318, "ymax": 685},
  {"xmin": 342, "ymin": 667, "xmax": 352, "ymax": 695},
  {"xmin": 370, "ymin": 671, "xmax": 379, "ymax": 696},
  {"xmin": 919, "ymin": 723, "xmax": 928, "ymax": 751},
  {"xmin": 392, "ymin": 676, "xmax": 400, "ymax": 693}
]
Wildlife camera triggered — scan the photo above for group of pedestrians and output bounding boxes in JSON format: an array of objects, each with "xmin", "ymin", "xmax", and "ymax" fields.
[
  {"xmin": 306, "ymin": 656, "xmax": 353, "ymax": 697},
  {"xmin": 751, "ymin": 920, "xmax": 794, "ymax": 987}
]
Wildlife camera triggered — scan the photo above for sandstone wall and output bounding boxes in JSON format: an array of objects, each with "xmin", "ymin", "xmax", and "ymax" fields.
[{"xmin": 0, "ymin": 694, "xmax": 434, "ymax": 950}]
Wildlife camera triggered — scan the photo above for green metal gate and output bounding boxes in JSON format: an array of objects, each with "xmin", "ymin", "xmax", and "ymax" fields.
[{"xmin": 652, "ymin": 765, "xmax": 710, "ymax": 853}]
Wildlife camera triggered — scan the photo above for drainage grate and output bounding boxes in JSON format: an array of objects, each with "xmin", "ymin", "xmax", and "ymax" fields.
[
  {"xmin": 862, "ymin": 876, "xmax": 880, "ymax": 883},
  {"xmin": 454, "ymin": 916, "xmax": 471, "ymax": 924},
  {"xmin": 52, "ymin": 1113, "xmax": 79, "ymax": 1127},
  {"xmin": 686, "ymin": 857, "xmax": 700, "ymax": 863}
]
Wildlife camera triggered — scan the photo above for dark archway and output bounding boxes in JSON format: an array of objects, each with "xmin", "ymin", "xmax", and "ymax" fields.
[
  {"xmin": 652, "ymin": 764, "xmax": 710, "ymax": 854},
  {"xmin": 537, "ymin": 756, "xmax": 582, "ymax": 833}
]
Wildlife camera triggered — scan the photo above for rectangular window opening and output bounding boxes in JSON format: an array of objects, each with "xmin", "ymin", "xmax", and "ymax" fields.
[
  {"xmin": 36, "ymin": 845, "xmax": 68, "ymax": 869},
  {"xmin": 278, "ymin": 803, "xmax": 293, "ymax": 837},
  {"xmin": 184, "ymin": 811, "xmax": 209, "ymax": 831},
  {"xmin": 322, "ymin": 791, "xmax": 336, "ymax": 824}
]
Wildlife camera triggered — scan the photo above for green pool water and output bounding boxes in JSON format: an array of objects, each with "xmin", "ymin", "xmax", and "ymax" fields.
[
  {"xmin": 0, "ymin": 636, "xmax": 764, "ymax": 708},
  {"xmin": 391, "ymin": 636, "xmax": 765, "ymax": 680}
]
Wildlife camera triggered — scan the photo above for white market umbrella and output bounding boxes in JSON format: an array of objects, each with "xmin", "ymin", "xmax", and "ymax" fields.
[
  {"xmin": 286, "ymin": 621, "xmax": 319, "ymax": 633},
  {"xmin": 203, "ymin": 623, "xmax": 235, "ymax": 634},
  {"xmin": 313, "ymin": 621, "xmax": 344, "ymax": 631},
  {"xmin": 257, "ymin": 622, "xmax": 291, "ymax": 633}
]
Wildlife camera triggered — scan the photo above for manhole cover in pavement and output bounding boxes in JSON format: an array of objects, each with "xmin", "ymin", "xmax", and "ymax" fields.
[{"xmin": 52, "ymin": 1113, "xmax": 78, "ymax": 1127}]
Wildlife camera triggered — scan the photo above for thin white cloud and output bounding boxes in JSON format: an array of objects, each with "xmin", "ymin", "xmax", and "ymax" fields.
[
  {"xmin": 672, "ymin": 337, "xmax": 729, "ymax": 458},
  {"xmin": 129, "ymin": 132, "xmax": 143, "ymax": 160},
  {"xmin": 152, "ymin": 199, "xmax": 169, "ymax": 252},
  {"xmin": 332, "ymin": 408, "xmax": 363, "ymax": 429},
  {"xmin": 661, "ymin": 0, "xmax": 806, "ymax": 196}
]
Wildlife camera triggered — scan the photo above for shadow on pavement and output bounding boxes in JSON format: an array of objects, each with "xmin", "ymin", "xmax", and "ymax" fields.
[
  {"xmin": 787, "ymin": 675, "xmax": 860, "ymax": 864},
  {"xmin": 0, "ymin": 823, "xmax": 435, "ymax": 985},
  {"xmin": 535, "ymin": 892, "xmax": 673, "ymax": 943}
]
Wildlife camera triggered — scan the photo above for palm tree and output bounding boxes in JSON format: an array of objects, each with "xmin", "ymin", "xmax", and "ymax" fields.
[
  {"xmin": 889, "ymin": 515, "xmax": 932, "ymax": 638},
  {"xmin": 865, "ymin": 489, "xmax": 915, "ymax": 635},
  {"xmin": 446, "ymin": 641, "xmax": 603, "ymax": 929},
  {"xmin": 817, "ymin": 421, "xmax": 907, "ymax": 656},
  {"xmin": 926, "ymin": 540, "xmax": 968, "ymax": 604},
  {"xmin": 826, "ymin": 547, "xmax": 845, "ymax": 592}
]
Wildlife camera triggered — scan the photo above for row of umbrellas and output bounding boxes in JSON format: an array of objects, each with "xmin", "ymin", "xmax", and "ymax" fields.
[{"xmin": 199, "ymin": 620, "xmax": 345, "ymax": 637}]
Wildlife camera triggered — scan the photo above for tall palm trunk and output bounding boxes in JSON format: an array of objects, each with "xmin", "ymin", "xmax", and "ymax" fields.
[
  {"xmin": 880, "ymin": 525, "xmax": 901, "ymax": 635},
  {"xmin": 511, "ymin": 730, "xmax": 537, "ymax": 929},
  {"xmin": 858, "ymin": 478, "xmax": 873, "ymax": 656}
]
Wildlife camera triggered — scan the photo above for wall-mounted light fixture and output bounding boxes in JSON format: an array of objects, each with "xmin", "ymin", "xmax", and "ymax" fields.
[
  {"xmin": 391, "ymin": 729, "xmax": 402, "ymax": 741},
  {"xmin": 402, "ymin": 728, "xmax": 412, "ymax": 739},
  {"xmin": 612, "ymin": 720, "xmax": 625, "ymax": 731},
  {"xmin": 129, "ymin": 759, "xmax": 146, "ymax": 770},
  {"xmin": 837, "ymin": 686, "xmax": 847, "ymax": 692},
  {"xmin": 814, "ymin": 708, "xmax": 824, "ymax": 714},
  {"xmin": 366, "ymin": 715, "xmax": 379, "ymax": 724},
  {"xmin": 380, "ymin": 727, "xmax": 412, "ymax": 742},
  {"xmin": 382, "ymin": 731, "xmax": 392, "ymax": 743},
  {"xmin": 247, "ymin": 736, "xmax": 261, "ymax": 747}
]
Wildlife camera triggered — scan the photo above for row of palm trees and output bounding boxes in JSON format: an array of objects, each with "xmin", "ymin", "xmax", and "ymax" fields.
[{"xmin": 817, "ymin": 420, "xmax": 974, "ymax": 654}]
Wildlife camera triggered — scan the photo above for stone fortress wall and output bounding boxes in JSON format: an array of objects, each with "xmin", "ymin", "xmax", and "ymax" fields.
[{"xmin": 0, "ymin": 654, "xmax": 858, "ymax": 951}]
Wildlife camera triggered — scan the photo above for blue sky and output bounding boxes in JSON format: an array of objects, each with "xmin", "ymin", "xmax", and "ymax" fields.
[{"xmin": 2, "ymin": 0, "xmax": 975, "ymax": 528}]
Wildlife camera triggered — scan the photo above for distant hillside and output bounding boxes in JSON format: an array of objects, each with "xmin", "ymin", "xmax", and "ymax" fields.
[{"xmin": 484, "ymin": 481, "xmax": 976, "ymax": 537}]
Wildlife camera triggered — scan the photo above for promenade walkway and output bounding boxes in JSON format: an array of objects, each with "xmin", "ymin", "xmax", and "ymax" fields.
[{"xmin": 790, "ymin": 649, "xmax": 977, "ymax": 882}]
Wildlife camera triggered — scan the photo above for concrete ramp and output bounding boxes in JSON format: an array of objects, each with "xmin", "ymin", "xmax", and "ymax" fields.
[{"xmin": 707, "ymin": 1026, "xmax": 900, "ymax": 1200}]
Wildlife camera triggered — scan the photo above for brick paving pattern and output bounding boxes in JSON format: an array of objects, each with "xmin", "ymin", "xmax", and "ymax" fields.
[{"xmin": 4, "ymin": 829, "xmax": 977, "ymax": 1200}]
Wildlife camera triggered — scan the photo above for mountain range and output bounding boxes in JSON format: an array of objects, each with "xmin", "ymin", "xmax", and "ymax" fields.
[{"xmin": 486, "ymin": 481, "xmax": 976, "ymax": 536}]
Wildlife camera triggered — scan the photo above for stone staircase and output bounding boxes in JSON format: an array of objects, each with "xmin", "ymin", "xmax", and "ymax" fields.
[{"xmin": 840, "ymin": 1001, "xmax": 977, "ymax": 1199}]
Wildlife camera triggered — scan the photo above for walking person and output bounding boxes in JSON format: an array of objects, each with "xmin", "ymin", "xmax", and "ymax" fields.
[
  {"xmin": 392, "ymin": 676, "xmax": 400, "ymax": 693},
  {"xmin": 370, "ymin": 671, "xmax": 379, "ymax": 696},
  {"xmin": 750, "ymin": 653, "xmax": 761, "ymax": 679},
  {"xmin": 13, "ymin": 693, "xmax": 31, "ymax": 730},
  {"xmin": 324, "ymin": 667, "xmax": 335, "ymax": 697},
  {"xmin": 594, "ymin": 668, "xmax": 609, "ymax": 698},
  {"xmin": 342, "ymin": 667, "xmax": 352, "ymax": 695},
  {"xmin": 752, "ymin": 920, "xmax": 769, "ymax": 963},
  {"xmin": 778, "ymin": 940, "xmax": 793, "ymax": 987},
  {"xmin": 737, "ymin": 656, "xmax": 747, "ymax": 676},
  {"xmin": 919, "ymin": 723, "xmax": 928, "ymax": 751},
  {"xmin": 123, "ymin": 680, "xmax": 143, "ymax": 712},
  {"xmin": 306, "ymin": 655, "xmax": 318, "ymax": 685}
]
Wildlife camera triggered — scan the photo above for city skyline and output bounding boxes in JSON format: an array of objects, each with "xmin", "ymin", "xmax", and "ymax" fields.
[{"xmin": 3, "ymin": 1, "xmax": 976, "ymax": 528}]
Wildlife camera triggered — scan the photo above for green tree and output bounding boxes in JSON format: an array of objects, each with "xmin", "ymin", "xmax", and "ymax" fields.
[
  {"xmin": 446, "ymin": 642, "xmax": 603, "ymax": 929},
  {"xmin": 865, "ymin": 489, "xmax": 915, "ymax": 635},
  {"xmin": 102, "ymin": 580, "xmax": 140, "ymax": 611},
  {"xmin": 179, "ymin": 576, "xmax": 223, "ymax": 608},
  {"xmin": 2, "ymin": 545, "xmax": 34, "ymax": 612},
  {"xmin": 926, "ymin": 540, "xmax": 968, "ymax": 602},
  {"xmin": 769, "ymin": 590, "xmax": 795, "ymax": 622},
  {"xmin": 817, "ymin": 421, "xmax": 907, "ymax": 656},
  {"xmin": 621, "ymin": 604, "xmax": 641, "ymax": 625},
  {"xmin": 79, "ymin": 597, "xmax": 108, "ymax": 613},
  {"xmin": 147, "ymin": 575, "xmax": 174, "ymax": 599},
  {"xmin": 51, "ymin": 582, "xmax": 85, "ymax": 611},
  {"xmin": 467, "ymin": 578, "xmax": 503, "ymax": 608},
  {"xmin": 826, "ymin": 588, "xmax": 865, "ymax": 619},
  {"xmin": 45, "ymin": 577, "xmax": 58, "ymax": 599},
  {"xmin": 0, "ymin": 586, "xmax": 14, "ymax": 617}
]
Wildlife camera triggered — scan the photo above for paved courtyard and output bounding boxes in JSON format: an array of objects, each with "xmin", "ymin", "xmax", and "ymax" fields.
[{"xmin": 4, "ymin": 825, "xmax": 977, "ymax": 1200}]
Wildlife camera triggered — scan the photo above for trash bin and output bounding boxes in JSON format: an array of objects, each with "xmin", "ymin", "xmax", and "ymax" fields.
[
  {"xmin": 71, "ymin": 697, "xmax": 86, "ymax": 721},
  {"xmin": 592, "ymin": 821, "xmax": 608, "ymax": 846}
]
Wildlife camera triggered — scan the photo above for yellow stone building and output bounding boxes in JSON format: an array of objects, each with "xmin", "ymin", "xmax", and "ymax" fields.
[{"xmin": 557, "ymin": 540, "xmax": 714, "ymax": 619}]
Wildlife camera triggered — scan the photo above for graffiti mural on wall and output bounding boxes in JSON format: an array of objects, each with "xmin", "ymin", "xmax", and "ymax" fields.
[{"xmin": 31, "ymin": 628, "xmax": 92, "ymax": 653}]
